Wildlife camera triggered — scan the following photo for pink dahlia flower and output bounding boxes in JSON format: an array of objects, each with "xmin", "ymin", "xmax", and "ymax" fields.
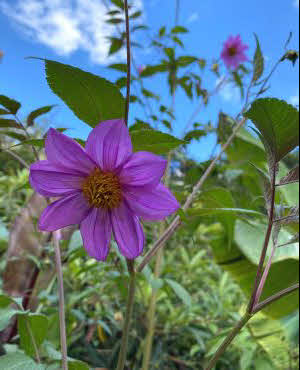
[
  {"xmin": 221, "ymin": 35, "xmax": 248, "ymax": 70},
  {"xmin": 30, "ymin": 120, "xmax": 180, "ymax": 261}
]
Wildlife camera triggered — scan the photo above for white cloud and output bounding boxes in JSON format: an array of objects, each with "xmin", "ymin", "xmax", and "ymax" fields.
[
  {"xmin": 0, "ymin": 0, "xmax": 143, "ymax": 64},
  {"xmin": 293, "ymin": 0, "xmax": 299, "ymax": 8},
  {"xmin": 216, "ymin": 78, "xmax": 240, "ymax": 103},
  {"xmin": 187, "ymin": 12, "xmax": 199, "ymax": 24},
  {"xmin": 290, "ymin": 94, "xmax": 299, "ymax": 106}
]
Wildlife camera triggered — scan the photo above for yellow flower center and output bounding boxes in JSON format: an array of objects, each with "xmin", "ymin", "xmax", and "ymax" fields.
[
  {"xmin": 228, "ymin": 47, "xmax": 237, "ymax": 57},
  {"xmin": 82, "ymin": 168, "xmax": 122, "ymax": 209}
]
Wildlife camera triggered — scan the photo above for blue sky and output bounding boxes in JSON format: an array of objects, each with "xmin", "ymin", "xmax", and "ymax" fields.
[{"xmin": 0, "ymin": 0, "xmax": 299, "ymax": 161}]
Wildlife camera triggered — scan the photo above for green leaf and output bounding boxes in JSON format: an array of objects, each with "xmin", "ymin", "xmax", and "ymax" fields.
[
  {"xmin": 159, "ymin": 26, "xmax": 166, "ymax": 37},
  {"xmin": 244, "ymin": 98, "xmax": 299, "ymax": 162},
  {"xmin": 165, "ymin": 279, "xmax": 192, "ymax": 307},
  {"xmin": 129, "ymin": 121, "xmax": 152, "ymax": 132},
  {"xmin": 0, "ymin": 118, "xmax": 21, "ymax": 128},
  {"xmin": 27, "ymin": 105, "xmax": 55, "ymax": 127},
  {"xmin": 12, "ymin": 139, "xmax": 45, "ymax": 148},
  {"xmin": 140, "ymin": 64, "xmax": 169, "ymax": 77},
  {"xmin": 108, "ymin": 37, "xmax": 124, "ymax": 55},
  {"xmin": 176, "ymin": 56, "xmax": 198, "ymax": 67},
  {"xmin": 141, "ymin": 88, "xmax": 159, "ymax": 100},
  {"xmin": 171, "ymin": 26, "xmax": 188, "ymax": 34},
  {"xmin": 130, "ymin": 10, "xmax": 142, "ymax": 19},
  {"xmin": 184, "ymin": 129, "xmax": 206, "ymax": 143},
  {"xmin": 0, "ymin": 108, "xmax": 10, "ymax": 115},
  {"xmin": 111, "ymin": 0, "xmax": 124, "ymax": 9},
  {"xmin": 249, "ymin": 312, "xmax": 290, "ymax": 369},
  {"xmin": 0, "ymin": 95, "xmax": 21, "ymax": 114},
  {"xmin": 130, "ymin": 129, "xmax": 184, "ymax": 154},
  {"xmin": 18, "ymin": 313, "xmax": 49, "ymax": 357},
  {"xmin": 278, "ymin": 166, "xmax": 299, "ymax": 186},
  {"xmin": 106, "ymin": 17, "xmax": 123, "ymax": 24},
  {"xmin": 108, "ymin": 63, "xmax": 127, "ymax": 72},
  {"xmin": 0, "ymin": 294, "xmax": 23, "ymax": 309},
  {"xmin": 0, "ymin": 352, "xmax": 45, "ymax": 370},
  {"xmin": 68, "ymin": 360, "xmax": 90, "ymax": 370},
  {"xmin": 0, "ymin": 308, "xmax": 24, "ymax": 331},
  {"xmin": 1, "ymin": 131, "xmax": 26, "ymax": 141},
  {"xmin": 41, "ymin": 59, "xmax": 124, "ymax": 127},
  {"xmin": 252, "ymin": 33, "xmax": 264, "ymax": 82}
]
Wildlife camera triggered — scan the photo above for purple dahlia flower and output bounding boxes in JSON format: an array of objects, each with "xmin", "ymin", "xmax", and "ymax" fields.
[
  {"xmin": 221, "ymin": 35, "xmax": 248, "ymax": 70},
  {"xmin": 30, "ymin": 120, "xmax": 180, "ymax": 261}
]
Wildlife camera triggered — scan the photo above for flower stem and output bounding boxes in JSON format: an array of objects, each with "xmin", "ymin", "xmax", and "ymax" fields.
[
  {"xmin": 205, "ymin": 313, "xmax": 252, "ymax": 370},
  {"xmin": 53, "ymin": 232, "xmax": 68, "ymax": 370},
  {"xmin": 124, "ymin": 0, "xmax": 131, "ymax": 127},
  {"xmin": 247, "ymin": 166, "xmax": 276, "ymax": 313},
  {"xmin": 116, "ymin": 261, "xmax": 136, "ymax": 370}
]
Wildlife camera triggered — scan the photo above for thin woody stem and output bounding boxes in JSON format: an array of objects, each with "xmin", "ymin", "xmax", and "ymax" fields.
[
  {"xmin": 53, "ymin": 232, "xmax": 68, "ymax": 370},
  {"xmin": 253, "ymin": 283, "xmax": 300, "ymax": 314},
  {"xmin": 116, "ymin": 261, "xmax": 136, "ymax": 370},
  {"xmin": 124, "ymin": 0, "xmax": 131, "ymax": 127},
  {"xmin": 247, "ymin": 166, "xmax": 276, "ymax": 313},
  {"xmin": 138, "ymin": 117, "xmax": 247, "ymax": 272}
]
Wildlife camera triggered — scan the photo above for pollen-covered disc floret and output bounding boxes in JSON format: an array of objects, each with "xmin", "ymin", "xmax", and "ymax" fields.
[{"xmin": 82, "ymin": 168, "xmax": 122, "ymax": 209}]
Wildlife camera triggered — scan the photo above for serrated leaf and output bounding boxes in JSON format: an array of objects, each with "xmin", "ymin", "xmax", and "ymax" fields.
[
  {"xmin": 278, "ymin": 166, "xmax": 299, "ymax": 186},
  {"xmin": 27, "ymin": 105, "xmax": 55, "ymax": 127},
  {"xmin": 39, "ymin": 59, "xmax": 124, "ymax": 127},
  {"xmin": 253, "ymin": 33, "xmax": 264, "ymax": 82},
  {"xmin": 0, "ymin": 95, "xmax": 21, "ymax": 114},
  {"xmin": 18, "ymin": 313, "xmax": 48, "ymax": 357},
  {"xmin": 244, "ymin": 98, "xmax": 299, "ymax": 162},
  {"xmin": 130, "ymin": 129, "xmax": 184, "ymax": 154},
  {"xmin": 0, "ymin": 118, "xmax": 21, "ymax": 128},
  {"xmin": 165, "ymin": 279, "xmax": 192, "ymax": 307},
  {"xmin": 0, "ymin": 352, "xmax": 45, "ymax": 370}
]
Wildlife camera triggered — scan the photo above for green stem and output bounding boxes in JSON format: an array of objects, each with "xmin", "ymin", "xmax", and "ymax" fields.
[
  {"xmin": 116, "ymin": 262, "xmax": 136, "ymax": 370},
  {"xmin": 205, "ymin": 313, "xmax": 252, "ymax": 370},
  {"xmin": 141, "ymin": 246, "xmax": 164, "ymax": 370},
  {"xmin": 53, "ymin": 232, "xmax": 68, "ymax": 370}
]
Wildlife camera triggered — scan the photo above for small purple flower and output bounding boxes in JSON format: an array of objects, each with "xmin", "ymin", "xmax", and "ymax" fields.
[
  {"xmin": 221, "ymin": 35, "xmax": 248, "ymax": 70},
  {"xmin": 30, "ymin": 120, "xmax": 180, "ymax": 261}
]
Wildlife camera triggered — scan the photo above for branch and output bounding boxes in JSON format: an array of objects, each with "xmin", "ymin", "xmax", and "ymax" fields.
[{"xmin": 138, "ymin": 117, "xmax": 247, "ymax": 272}]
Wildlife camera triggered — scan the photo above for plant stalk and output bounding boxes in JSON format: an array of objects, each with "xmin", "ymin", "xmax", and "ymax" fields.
[
  {"xmin": 124, "ymin": 0, "xmax": 131, "ymax": 127},
  {"xmin": 205, "ymin": 313, "xmax": 252, "ymax": 370},
  {"xmin": 247, "ymin": 166, "xmax": 276, "ymax": 313},
  {"xmin": 53, "ymin": 232, "xmax": 68, "ymax": 370},
  {"xmin": 116, "ymin": 261, "xmax": 136, "ymax": 370}
]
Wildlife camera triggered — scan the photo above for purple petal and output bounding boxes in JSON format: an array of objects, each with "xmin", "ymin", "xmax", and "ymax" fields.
[
  {"xmin": 46, "ymin": 128, "xmax": 96, "ymax": 175},
  {"xmin": 80, "ymin": 208, "xmax": 112, "ymax": 261},
  {"xmin": 39, "ymin": 192, "xmax": 90, "ymax": 231},
  {"xmin": 111, "ymin": 201, "xmax": 144, "ymax": 259},
  {"xmin": 30, "ymin": 160, "xmax": 85, "ymax": 197},
  {"xmin": 119, "ymin": 152, "xmax": 167, "ymax": 188},
  {"xmin": 124, "ymin": 183, "xmax": 180, "ymax": 221},
  {"xmin": 86, "ymin": 119, "xmax": 132, "ymax": 172}
]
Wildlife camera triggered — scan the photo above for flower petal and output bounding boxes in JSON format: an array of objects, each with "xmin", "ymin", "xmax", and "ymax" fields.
[
  {"xmin": 124, "ymin": 183, "xmax": 180, "ymax": 221},
  {"xmin": 111, "ymin": 201, "xmax": 144, "ymax": 259},
  {"xmin": 30, "ymin": 160, "xmax": 85, "ymax": 197},
  {"xmin": 46, "ymin": 128, "xmax": 96, "ymax": 175},
  {"xmin": 86, "ymin": 119, "xmax": 132, "ymax": 172},
  {"xmin": 119, "ymin": 152, "xmax": 167, "ymax": 188},
  {"xmin": 39, "ymin": 192, "xmax": 90, "ymax": 231},
  {"xmin": 80, "ymin": 208, "xmax": 112, "ymax": 261}
]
